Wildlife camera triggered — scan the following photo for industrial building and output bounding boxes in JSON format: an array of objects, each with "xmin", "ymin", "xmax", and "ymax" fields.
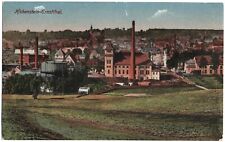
[
  {"xmin": 41, "ymin": 61, "xmax": 67, "ymax": 74},
  {"xmin": 14, "ymin": 37, "xmax": 49, "ymax": 70},
  {"xmin": 104, "ymin": 21, "xmax": 160, "ymax": 80}
]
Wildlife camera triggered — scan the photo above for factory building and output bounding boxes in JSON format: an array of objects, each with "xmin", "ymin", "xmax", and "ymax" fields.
[
  {"xmin": 41, "ymin": 61, "xmax": 67, "ymax": 74},
  {"xmin": 104, "ymin": 21, "xmax": 160, "ymax": 80},
  {"xmin": 14, "ymin": 37, "xmax": 49, "ymax": 69}
]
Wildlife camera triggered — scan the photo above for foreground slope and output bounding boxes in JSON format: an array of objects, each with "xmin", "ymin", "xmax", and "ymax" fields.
[{"xmin": 2, "ymin": 89, "xmax": 222, "ymax": 140}]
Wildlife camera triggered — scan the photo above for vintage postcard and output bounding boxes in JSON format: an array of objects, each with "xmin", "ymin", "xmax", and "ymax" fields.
[{"xmin": 2, "ymin": 1, "xmax": 223, "ymax": 140}]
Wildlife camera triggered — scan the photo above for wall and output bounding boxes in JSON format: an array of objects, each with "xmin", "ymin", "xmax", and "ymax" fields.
[{"xmin": 104, "ymin": 50, "xmax": 114, "ymax": 77}]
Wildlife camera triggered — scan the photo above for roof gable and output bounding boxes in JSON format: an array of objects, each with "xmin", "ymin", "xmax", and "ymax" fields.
[
  {"xmin": 65, "ymin": 54, "xmax": 76, "ymax": 64},
  {"xmin": 55, "ymin": 49, "xmax": 65, "ymax": 57}
]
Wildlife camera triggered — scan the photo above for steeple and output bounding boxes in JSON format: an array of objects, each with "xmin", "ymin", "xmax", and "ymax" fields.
[{"xmin": 89, "ymin": 25, "xmax": 93, "ymax": 48}]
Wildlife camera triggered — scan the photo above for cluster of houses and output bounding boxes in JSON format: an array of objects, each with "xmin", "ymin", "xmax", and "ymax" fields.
[
  {"xmin": 2, "ymin": 22, "xmax": 224, "ymax": 84},
  {"xmin": 54, "ymin": 47, "xmax": 86, "ymax": 66}
]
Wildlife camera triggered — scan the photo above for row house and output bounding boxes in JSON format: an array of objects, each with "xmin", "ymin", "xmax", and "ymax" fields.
[{"xmin": 184, "ymin": 55, "xmax": 223, "ymax": 75}]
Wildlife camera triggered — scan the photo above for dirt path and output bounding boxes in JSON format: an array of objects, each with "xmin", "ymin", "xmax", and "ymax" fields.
[
  {"xmin": 25, "ymin": 116, "xmax": 67, "ymax": 140},
  {"xmin": 3, "ymin": 104, "xmax": 221, "ymax": 140},
  {"xmin": 23, "ymin": 105, "xmax": 222, "ymax": 140},
  {"xmin": 23, "ymin": 104, "xmax": 222, "ymax": 119},
  {"xmin": 2, "ymin": 107, "xmax": 66, "ymax": 140},
  {"xmin": 2, "ymin": 92, "xmax": 222, "ymax": 140},
  {"xmin": 28, "ymin": 110, "xmax": 219, "ymax": 140},
  {"xmin": 172, "ymin": 73, "xmax": 209, "ymax": 90}
]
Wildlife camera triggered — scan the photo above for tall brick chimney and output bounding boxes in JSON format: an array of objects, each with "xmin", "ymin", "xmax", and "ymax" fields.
[
  {"xmin": 19, "ymin": 42, "xmax": 23, "ymax": 70},
  {"xmin": 129, "ymin": 20, "xmax": 135, "ymax": 80},
  {"xmin": 34, "ymin": 36, "xmax": 38, "ymax": 69}
]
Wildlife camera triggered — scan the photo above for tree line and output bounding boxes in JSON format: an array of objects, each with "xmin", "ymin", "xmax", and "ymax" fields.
[
  {"xmin": 3, "ymin": 28, "xmax": 222, "ymax": 42},
  {"xmin": 3, "ymin": 66, "xmax": 88, "ymax": 95},
  {"xmin": 167, "ymin": 49, "xmax": 221, "ymax": 70}
]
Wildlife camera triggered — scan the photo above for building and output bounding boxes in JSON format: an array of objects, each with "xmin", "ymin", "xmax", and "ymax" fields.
[
  {"xmin": 15, "ymin": 48, "xmax": 49, "ymax": 65},
  {"xmin": 104, "ymin": 21, "xmax": 160, "ymax": 80},
  {"xmin": 41, "ymin": 61, "xmax": 67, "ymax": 74},
  {"xmin": 195, "ymin": 55, "xmax": 223, "ymax": 75},
  {"xmin": 163, "ymin": 49, "xmax": 167, "ymax": 68},
  {"xmin": 55, "ymin": 47, "xmax": 87, "ymax": 66},
  {"xmin": 184, "ymin": 55, "xmax": 223, "ymax": 75},
  {"xmin": 14, "ymin": 37, "xmax": 49, "ymax": 69},
  {"xmin": 151, "ymin": 53, "xmax": 163, "ymax": 66},
  {"xmin": 55, "ymin": 48, "xmax": 66, "ymax": 62},
  {"xmin": 184, "ymin": 59, "xmax": 197, "ymax": 74}
]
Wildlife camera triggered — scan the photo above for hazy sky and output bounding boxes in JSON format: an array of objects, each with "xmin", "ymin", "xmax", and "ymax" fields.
[{"xmin": 3, "ymin": 2, "xmax": 224, "ymax": 32}]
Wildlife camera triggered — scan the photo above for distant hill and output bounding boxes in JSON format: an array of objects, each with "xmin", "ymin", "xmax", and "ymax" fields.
[{"xmin": 3, "ymin": 28, "xmax": 223, "ymax": 42}]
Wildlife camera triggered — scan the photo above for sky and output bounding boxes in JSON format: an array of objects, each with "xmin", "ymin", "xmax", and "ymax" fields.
[{"xmin": 2, "ymin": 2, "xmax": 224, "ymax": 32}]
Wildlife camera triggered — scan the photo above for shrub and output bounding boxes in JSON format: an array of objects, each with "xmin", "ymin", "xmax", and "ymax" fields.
[{"xmin": 3, "ymin": 74, "xmax": 42, "ymax": 94}]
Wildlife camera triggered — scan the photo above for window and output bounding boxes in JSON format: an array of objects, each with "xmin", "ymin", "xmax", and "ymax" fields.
[
  {"xmin": 140, "ymin": 65, "xmax": 145, "ymax": 69},
  {"xmin": 140, "ymin": 70, "xmax": 144, "ymax": 75},
  {"xmin": 122, "ymin": 70, "xmax": 125, "ymax": 74},
  {"xmin": 146, "ymin": 70, "xmax": 149, "ymax": 75},
  {"xmin": 210, "ymin": 70, "xmax": 213, "ymax": 74},
  {"xmin": 107, "ymin": 60, "xmax": 111, "ymax": 64},
  {"xmin": 126, "ymin": 70, "xmax": 128, "ymax": 74},
  {"xmin": 119, "ymin": 70, "xmax": 121, "ymax": 74},
  {"xmin": 115, "ymin": 70, "xmax": 117, "ymax": 74},
  {"xmin": 108, "ymin": 70, "xmax": 110, "ymax": 74}
]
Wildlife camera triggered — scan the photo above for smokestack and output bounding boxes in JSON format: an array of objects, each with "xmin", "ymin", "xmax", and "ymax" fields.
[
  {"xmin": 129, "ymin": 20, "xmax": 135, "ymax": 80},
  {"xmin": 35, "ymin": 36, "xmax": 38, "ymax": 69},
  {"xmin": 19, "ymin": 42, "xmax": 23, "ymax": 70}
]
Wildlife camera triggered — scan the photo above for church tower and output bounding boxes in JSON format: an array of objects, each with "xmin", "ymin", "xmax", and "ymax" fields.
[{"xmin": 89, "ymin": 25, "xmax": 93, "ymax": 48}]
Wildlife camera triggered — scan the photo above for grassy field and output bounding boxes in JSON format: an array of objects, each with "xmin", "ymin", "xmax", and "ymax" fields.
[
  {"xmin": 187, "ymin": 76, "xmax": 223, "ymax": 89},
  {"xmin": 105, "ymin": 86, "xmax": 199, "ymax": 96},
  {"xmin": 2, "ymin": 88, "xmax": 223, "ymax": 140}
]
